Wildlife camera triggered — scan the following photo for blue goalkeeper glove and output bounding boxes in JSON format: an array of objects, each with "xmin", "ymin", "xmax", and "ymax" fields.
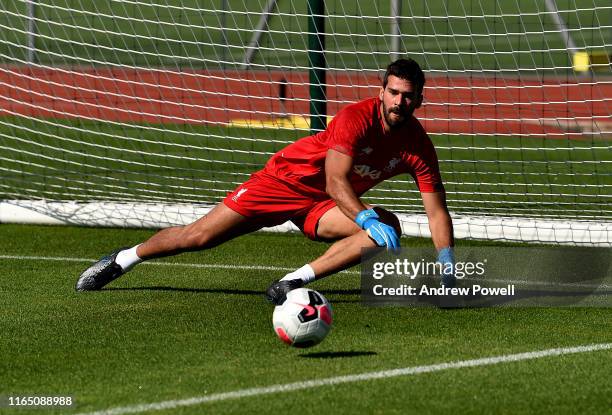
[
  {"xmin": 355, "ymin": 209, "xmax": 400, "ymax": 250},
  {"xmin": 437, "ymin": 246, "xmax": 456, "ymax": 287}
]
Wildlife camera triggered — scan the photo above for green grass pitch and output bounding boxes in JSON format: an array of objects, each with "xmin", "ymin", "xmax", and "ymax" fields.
[
  {"xmin": 1, "ymin": 224, "xmax": 611, "ymax": 414},
  {"xmin": 0, "ymin": 1, "xmax": 611, "ymax": 412}
]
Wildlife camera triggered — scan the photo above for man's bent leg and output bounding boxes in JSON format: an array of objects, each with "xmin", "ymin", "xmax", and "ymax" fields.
[
  {"xmin": 299, "ymin": 205, "xmax": 401, "ymax": 278},
  {"xmin": 308, "ymin": 206, "xmax": 382, "ymax": 279},
  {"xmin": 267, "ymin": 206, "xmax": 400, "ymax": 304},
  {"xmin": 309, "ymin": 231, "xmax": 375, "ymax": 279}
]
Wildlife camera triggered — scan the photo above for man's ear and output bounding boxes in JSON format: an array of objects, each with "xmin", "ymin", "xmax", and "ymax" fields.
[{"xmin": 379, "ymin": 87, "xmax": 384, "ymax": 100}]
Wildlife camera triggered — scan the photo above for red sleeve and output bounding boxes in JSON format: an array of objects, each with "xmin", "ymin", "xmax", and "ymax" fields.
[
  {"xmin": 325, "ymin": 107, "xmax": 366, "ymax": 157},
  {"xmin": 408, "ymin": 133, "xmax": 445, "ymax": 193}
]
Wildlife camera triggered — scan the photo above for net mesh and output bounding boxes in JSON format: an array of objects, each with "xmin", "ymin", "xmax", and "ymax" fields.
[{"xmin": 0, "ymin": 0, "xmax": 610, "ymax": 244}]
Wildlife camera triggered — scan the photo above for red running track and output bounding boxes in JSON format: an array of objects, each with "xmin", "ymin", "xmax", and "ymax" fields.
[{"xmin": 1, "ymin": 66, "xmax": 610, "ymax": 138}]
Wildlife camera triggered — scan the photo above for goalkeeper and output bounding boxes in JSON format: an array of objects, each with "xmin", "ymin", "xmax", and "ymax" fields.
[{"xmin": 76, "ymin": 58, "xmax": 455, "ymax": 304}]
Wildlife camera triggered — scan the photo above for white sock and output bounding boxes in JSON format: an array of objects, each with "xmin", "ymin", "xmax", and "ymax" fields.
[
  {"xmin": 280, "ymin": 264, "xmax": 315, "ymax": 284},
  {"xmin": 115, "ymin": 244, "xmax": 143, "ymax": 272}
]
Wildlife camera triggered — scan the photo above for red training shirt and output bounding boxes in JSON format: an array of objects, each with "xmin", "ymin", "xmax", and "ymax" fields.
[{"xmin": 263, "ymin": 97, "xmax": 443, "ymax": 198}]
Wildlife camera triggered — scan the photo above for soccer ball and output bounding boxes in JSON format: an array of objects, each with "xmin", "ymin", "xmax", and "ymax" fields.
[{"xmin": 272, "ymin": 288, "xmax": 333, "ymax": 348}]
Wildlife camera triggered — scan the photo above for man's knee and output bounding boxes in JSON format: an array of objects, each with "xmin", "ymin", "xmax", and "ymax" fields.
[
  {"xmin": 177, "ymin": 218, "xmax": 226, "ymax": 250},
  {"xmin": 372, "ymin": 207, "xmax": 402, "ymax": 236},
  {"xmin": 315, "ymin": 206, "xmax": 402, "ymax": 241},
  {"xmin": 174, "ymin": 225, "xmax": 206, "ymax": 250},
  {"xmin": 315, "ymin": 206, "xmax": 361, "ymax": 240}
]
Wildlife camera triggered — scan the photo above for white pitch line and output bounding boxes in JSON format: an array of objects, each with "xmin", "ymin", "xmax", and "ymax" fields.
[
  {"xmin": 0, "ymin": 255, "xmax": 609, "ymax": 288},
  {"xmin": 0, "ymin": 254, "xmax": 97, "ymax": 263},
  {"xmin": 0, "ymin": 254, "xmax": 296, "ymax": 272},
  {"xmin": 76, "ymin": 343, "xmax": 612, "ymax": 415},
  {"xmin": 0, "ymin": 254, "xmax": 357, "ymax": 274}
]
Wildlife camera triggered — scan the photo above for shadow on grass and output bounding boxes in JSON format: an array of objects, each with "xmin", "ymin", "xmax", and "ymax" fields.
[
  {"xmin": 299, "ymin": 351, "xmax": 377, "ymax": 359},
  {"xmin": 105, "ymin": 286, "xmax": 362, "ymax": 298},
  {"xmin": 321, "ymin": 289, "xmax": 361, "ymax": 295}
]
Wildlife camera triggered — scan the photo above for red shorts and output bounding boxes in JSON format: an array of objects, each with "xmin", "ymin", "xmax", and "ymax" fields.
[{"xmin": 223, "ymin": 171, "xmax": 336, "ymax": 240}]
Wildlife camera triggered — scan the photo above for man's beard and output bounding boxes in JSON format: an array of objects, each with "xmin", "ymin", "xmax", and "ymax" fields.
[{"xmin": 382, "ymin": 101, "xmax": 408, "ymax": 128}]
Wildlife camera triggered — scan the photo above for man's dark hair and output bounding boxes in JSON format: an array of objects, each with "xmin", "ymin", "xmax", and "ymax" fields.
[{"xmin": 382, "ymin": 58, "xmax": 425, "ymax": 92}]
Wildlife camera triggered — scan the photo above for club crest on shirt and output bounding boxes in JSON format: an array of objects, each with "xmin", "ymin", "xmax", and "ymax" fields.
[{"xmin": 231, "ymin": 188, "xmax": 248, "ymax": 202}]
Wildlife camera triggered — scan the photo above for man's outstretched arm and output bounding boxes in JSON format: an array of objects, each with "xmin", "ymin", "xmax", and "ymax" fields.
[
  {"xmin": 421, "ymin": 191, "xmax": 454, "ymax": 250},
  {"xmin": 422, "ymin": 191, "xmax": 456, "ymax": 286}
]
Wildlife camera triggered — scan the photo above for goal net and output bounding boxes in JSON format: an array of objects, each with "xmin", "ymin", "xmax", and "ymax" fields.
[{"xmin": 0, "ymin": 0, "xmax": 610, "ymax": 246}]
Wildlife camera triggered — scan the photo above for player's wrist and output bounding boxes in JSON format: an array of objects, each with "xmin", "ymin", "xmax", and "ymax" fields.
[
  {"xmin": 355, "ymin": 208, "xmax": 379, "ymax": 229},
  {"xmin": 437, "ymin": 246, "xmax": 455, "ymax": 265},
  {"xmin": 437, "ymin": 246, "xmax": 456, "ymax": 287}
]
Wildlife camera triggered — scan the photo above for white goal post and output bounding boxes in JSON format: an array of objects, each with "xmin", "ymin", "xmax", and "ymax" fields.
[
  {"xmin": 1, "ymin": 200, "xmax": 610, "ymax": 246},
  {"xmin": 0, "ymin": 1, "xmax": 610, "ymax": 246}
]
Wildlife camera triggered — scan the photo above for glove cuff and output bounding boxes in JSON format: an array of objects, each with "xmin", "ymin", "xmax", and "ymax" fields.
[
  {"xmin": 355, "ymin": 208, "xmax": 379, "ymax": 229},
  {"xmin": 437, "ymin": 246, "xmax": 455, "ymax": 265}
]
